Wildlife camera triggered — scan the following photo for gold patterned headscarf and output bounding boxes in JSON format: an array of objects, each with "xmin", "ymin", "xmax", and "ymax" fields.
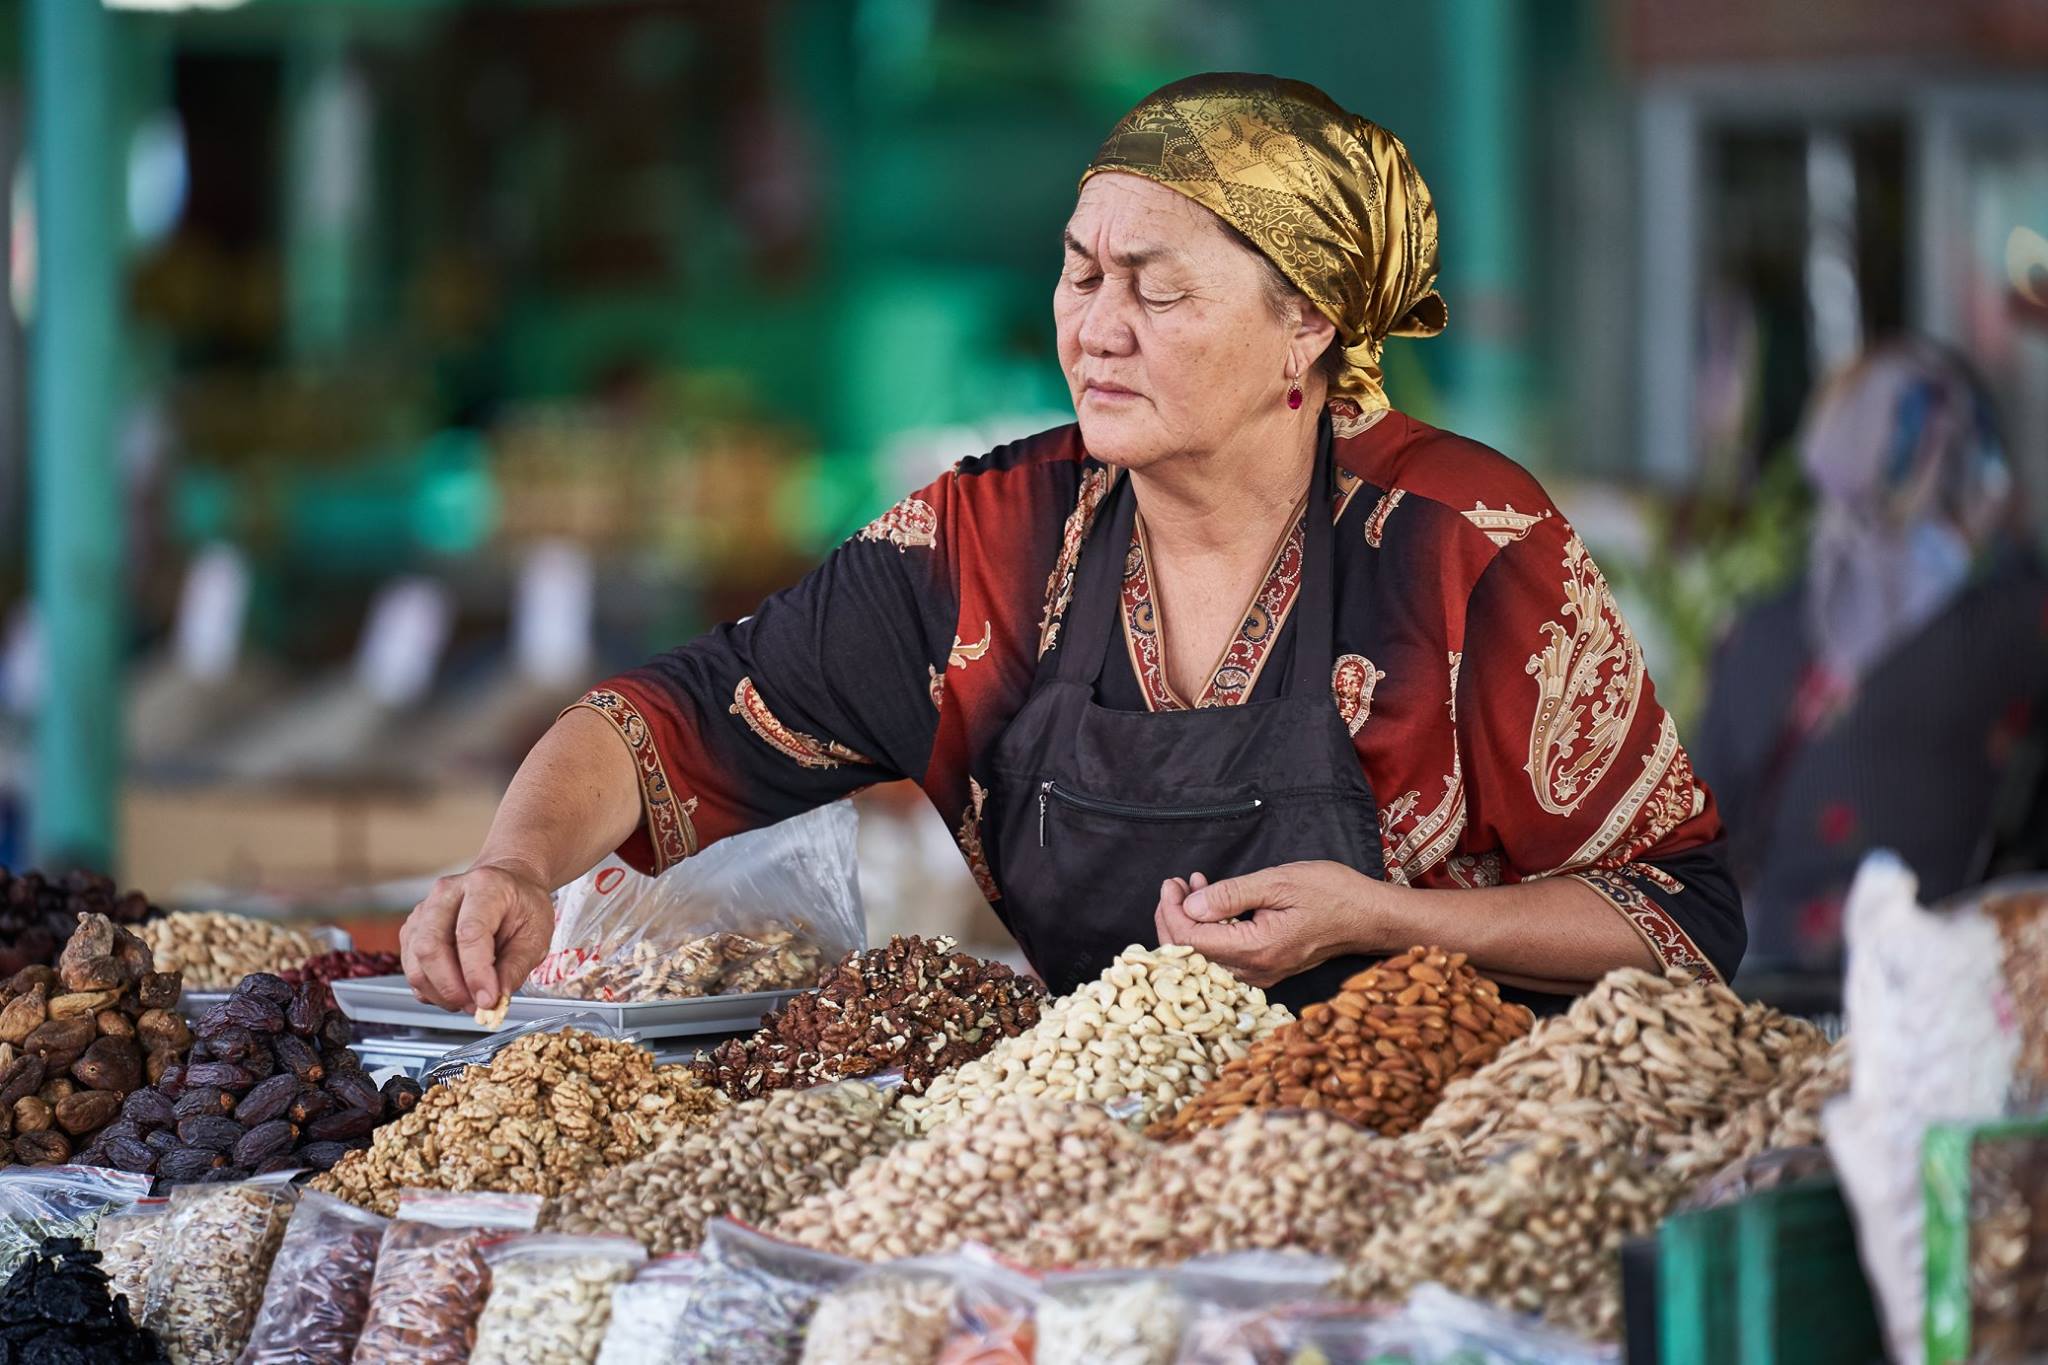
[{"xmin": 1081, "ymin": 72, "xmax": 1446, "ymax": 415}]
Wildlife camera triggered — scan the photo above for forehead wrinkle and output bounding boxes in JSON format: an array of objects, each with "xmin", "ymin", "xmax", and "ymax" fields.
[{"xmin": 1061, "ymin": 229, "xmax": 1183, "ymax": 273}]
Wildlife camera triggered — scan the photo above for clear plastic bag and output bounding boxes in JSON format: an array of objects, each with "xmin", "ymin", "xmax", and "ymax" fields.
[
  {"xmin": 351, "ymin": 1189, "xmax": 543, "ymax": 1365},
  {"xmin": 1344, "ymin": 1284, "xmax": 1619, "ymax": 1364},
  {"xmin": 0, "ymin": 1164, "xmax": 152, "ymax": 1280},
  {"xmin": 931, "ymin": 1251, "xmax": 1039, "ymax": 1365},
  {"xmin": 1038, "ymin": 1269, "xmax": 1184, "ymax": 1365},
  {"xmin": 419, "ymin": 1012, "xmax": 624, "ymax": 1086},
  {"xmin": 1677, "ymin": 1144, "xmax": 1835, "ymax": 1212},
  {"xmin": 668, "ymin": 1219, "xmax": 862, "ymax": 1365},
  {"xmin": 800, "ymin": 1248, "xmax": 1037, "ymax": 1365},
  {"xmin": 91, "ymin": 1195, "xmax": 170, "ymax": 1323},
  {"xmin": 530, "ymin": 803, "xmax": 864, "ymax": 1001},
  {"xmin": 1168, "ymin": 1251, "xmax": 1343, "ymax": 1365},
  {"xmin": 235, "ymin": 1188, "xmax": 391, "ymax": 1365},
  {"xmin": 595, "ymin": 1254, "xmax": 708, "ymax": 1365},
  {"xmin": 143, "ymin": 1174, "xmax": 301, "ymax": 1365},
  {"xmin": 471, "ymin": 1232, "xmax": 648, "ymax": 1365}
]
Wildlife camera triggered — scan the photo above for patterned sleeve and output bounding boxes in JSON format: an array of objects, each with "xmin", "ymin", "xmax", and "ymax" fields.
[
  {"xmin": 1453, "ymin": 515, "xmax": 1747, "ymax": 983},
  {"xmin": 567, "ymin": 487, "xmax": 959, "ymax": 875}
]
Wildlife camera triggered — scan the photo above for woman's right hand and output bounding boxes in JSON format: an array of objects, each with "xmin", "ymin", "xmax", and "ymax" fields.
[{"xmin": 398, "ymin": 862, "xmax": 556, "ymax": 1013}]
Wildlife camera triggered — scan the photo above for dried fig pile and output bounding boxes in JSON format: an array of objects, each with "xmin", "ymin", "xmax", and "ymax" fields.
[
  {"xmin": 0, "ymin": 866, "xmax": 165, "ymax": 978},
  {"xmin": 82, "ymin": 971, "xmax": 421, "ymax": 1185},
  {"xmin": 0, "ymin": 913, "xmax": 188, "ymax": 1165}
]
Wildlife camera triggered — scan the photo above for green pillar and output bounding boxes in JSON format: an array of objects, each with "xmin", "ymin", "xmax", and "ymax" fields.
[
  {"xmin": 28, "ymin": 0, "xmax": 122, "ymax": 868},
  {"xmin": 1437, "ymin": 0, "xmax": 1530, "ymax": 455},
  {"xmin": 284, "ymin": 11, "xmax": 363, "ymax": 361}
]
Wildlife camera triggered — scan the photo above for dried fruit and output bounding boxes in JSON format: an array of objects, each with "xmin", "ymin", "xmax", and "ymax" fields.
[
  {"xmin": 0, "ymin": 983, "xmax": 48, "ymax": 1044},
  {"xmin": 48, "ymin": 989, "xmax": 119, "ymax": 1019},
  {"xmin": 101, "ymin": 1136, "xmax": 158, "ymax": 1174},
  {"xmin": 186, "ymin": 1061, "xmax": 255, "ymax": 1090},
  {"xmin": 72, "ymin": 1036, "xmax": 144, "ymax": 1093},
  {"xmin": 13, "ymin": 1131, "xmax": 71, "ymax": 1164},
  {"xmin": 288, "ymin": 1088, "xmax": 334, "ymax": 1126},
  {"xmin": 0, "ymin": 1235, "xmax": 164, "ymax": 1361},
  {"xmin": 325, "ymin": 1071, "xmax": 380, "ymax": 1114},
  {"xmin": 54, "ymin": 1090, "xmax": 121, "ymax": 1135},
  {"xmin": 95, "ymin": 1009, "xmax": 136, "ymax": 1040},
  {"xmin": 38, "ymin": 1076, "xmax": 76, "ymax": 1105},
  {"xmin": 157, "ymin": 1148, "xmax": 226, "ymax": 1182},
  {"xmin": 25, "ymin": 1014, "xmax": 97, "ymax": 1061},
  {"xmin": 235, "ymin": 1073, "xmax": 300, "ymax": 1127},
  {"xmin": 176, "ymin": 1086, "xmax": 236, "ymax": 1122},
  {"xmin": 135, "ymin": 1009, "xmax": 192, "ymax": 1054},
  {"xmin": 234, "ymin": 1119, "xmax": 297, "ymax": 1168},
  {"xmin": 177, "ymin": 1114, "xmax": 245, "ymax": 1153},
  {"xmin": 120, "ymin": 1088, "xmax": 175, "ymax": 1128},
  {"xmin": 379, "ymin": 1076, "xmax": 422, "ymax": 1116},
  {"xmin": 273, "ymin": 1033, "xmax": 324, "ymax": 1085},
  {"xmin": 14, "ymin": 1095, "xmax": 52, "ymax": 1133},
  {"xmin": 0, "ymin": 1056, "xmax": 48, "ymax": 1108},
  {"xmin": 136, "ymin": 972, "xmax": 181, "ymax": 1011},
  {"xmin": 145, "ymin": 1047, "xmax": 180, "ymax": 1087},
  {"xmin": 308, "ymin": 1107, "xmax": 381, "ymax": 1142}
]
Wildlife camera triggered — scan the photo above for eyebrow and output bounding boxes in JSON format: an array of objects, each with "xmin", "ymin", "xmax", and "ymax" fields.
[{"xmin": 1062, "ymin": 230, "xmax": 1178, "ymax": 271}]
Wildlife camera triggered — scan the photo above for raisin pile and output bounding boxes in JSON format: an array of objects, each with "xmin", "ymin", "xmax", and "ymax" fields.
[
  {"xmin": 0, "ymin": 868, "xmax": 164, "ymax": 978},
  {"xmin": 280, "ymin": 951, "xmax": 402, "ymax": 1010},
  {"xmin": 80, "ymin": 973, "xmax": 421, "ymax": 1186},
  {"xmin": 0, "ymin": 1236, "xmax": 168, "ymax": 1364}
]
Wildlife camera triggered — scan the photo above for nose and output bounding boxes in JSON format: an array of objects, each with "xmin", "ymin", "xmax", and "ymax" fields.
[{"xmin": 1074, "ymin": 281, "xmax": 1137, "ymax": 360}]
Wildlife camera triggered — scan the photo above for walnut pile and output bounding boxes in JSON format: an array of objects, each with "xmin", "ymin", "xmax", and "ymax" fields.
[
  {"xmin": 310, "ymin": 1030, "xmax": 727, "ymax": 1216},
  {"xmin": 693, "ymin": 936, "xmax": 1044, "ymax": 1098}
]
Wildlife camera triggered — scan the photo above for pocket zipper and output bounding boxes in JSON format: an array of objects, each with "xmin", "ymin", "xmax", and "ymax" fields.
[{"xmin": 1038, "ymin": 780, "xmax": 1264, "ymax": 847}]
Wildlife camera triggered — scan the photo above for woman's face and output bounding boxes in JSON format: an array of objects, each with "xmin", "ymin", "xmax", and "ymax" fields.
[{"xmin": 1055, "ymin": 173, "xmax": 1314, "ymax": 470}]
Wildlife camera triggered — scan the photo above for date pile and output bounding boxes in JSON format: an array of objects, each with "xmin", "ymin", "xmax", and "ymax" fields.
[
  {"xmin": 138, "ymin": 912, "xmax": 325, "ymax": 993},
  {"xmin": 312, "ymin": 1029, "xmax": 728, "ymax": 1216},
  {"xmin": 897, "ymin": 944, "xmax": 1292, "ymax": 1134},
  {"xmin": 0, "ymin": 914, "xmax": 188, "ymax": 1166},
  {"xmin": 81, "ymin": 971, "xmax": 421, "ymax": 1184},
  {"xmin": 281, "ymin": 951, "xmax": 401, "ymax": 1008},
  {"xmin": 693, "ymin": 936, "xmax": 1045, "ymax": 1098},
  {"xmin": 0, "ymin": 866, "xmax": 163, "ymax": 977},
  {"xmin": 0, "ymin": 1237, "xmax": 168, "ymax": 1363},
  {"xmin": 544, "ymin": 1081, "xmax": 906, "ymax": 1255},
  {"xmin": 1150, "ymin": 947, "xmax": 1532, "ymax": 1141}
]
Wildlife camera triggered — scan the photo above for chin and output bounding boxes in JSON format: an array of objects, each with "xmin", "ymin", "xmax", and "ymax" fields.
[{"xmin": 1075, "ymin": 411, "xmax": 1171, "ymax": 470}]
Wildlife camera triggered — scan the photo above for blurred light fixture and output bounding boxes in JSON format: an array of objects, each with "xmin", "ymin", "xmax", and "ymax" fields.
[
  {"xmin": 128, "ymin": 112, "xmax": 189, "ymax": 247},
  {"xmin": 102, "ymin": 0, "xmax": 254, "ymax": 10}
]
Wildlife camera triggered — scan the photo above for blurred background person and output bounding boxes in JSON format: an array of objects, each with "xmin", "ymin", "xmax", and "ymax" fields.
[{"xmin": 1694, "ymin": 337, "xmax": 2048, "ymax": 972}]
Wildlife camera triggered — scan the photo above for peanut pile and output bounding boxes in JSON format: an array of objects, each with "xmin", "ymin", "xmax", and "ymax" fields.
[
  {"xmin": 139, "ymin": 912, "xmax": 325, "ymax": 992},
  {"xmin": 1342, "ymin": 1137, "xmax": 1687, "ymax": 1341},
  {"xmin": 1402, "ymin": 967, "xmax": 1830, "ymax": 1172},
  {"xmin": 1149, "ymin": 947, "xmax": 1530, "ymax": 1140},
  {"xmin": 771, "ymin": 1098, "xmax": 1149, "ymax": 1262},
  {"xmin": 1022, "ymin": 1108, "xmax": 1441, "ymax": 1270},
  {"xmin": 897, "ymin": 944, "xmax": 1291, "ymax": 1134},
  {"xmin": 543, "ymin": 1081, "xmax": 906, "ymax": 1255},
  {"xmin": 311, "ymin": 1029, "xmax": 727, "ymax": 1215}
]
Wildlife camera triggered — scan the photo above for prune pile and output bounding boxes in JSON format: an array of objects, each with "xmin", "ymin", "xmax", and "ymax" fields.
[
  {"xmin": 0, "ymin": 868, "xmax": 163, "ymax": 978},
  {"xmin": 80, "ymin": 972, "xmax": 421, "ymax": 1187},
  {"xmin": 0, "ymin": 914, "xmax": 189, "ymax": 1166},
  {"xmin": 281, "ymin": 951, "xmax": 402, "ymax": 1009},
  {"xmin": 0, "ymin": 1236, "xmax": 169, "ymax": 1364}
]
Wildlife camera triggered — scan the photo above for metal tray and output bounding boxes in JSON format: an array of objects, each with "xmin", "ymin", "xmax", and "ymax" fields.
[
  {"xmin": 346, "ymin": 1027, "xmax": 717, "ymax": 1078},
  {"xmin": 329, "ymin": 975, "xmax": 800, "ymax": 1040}
]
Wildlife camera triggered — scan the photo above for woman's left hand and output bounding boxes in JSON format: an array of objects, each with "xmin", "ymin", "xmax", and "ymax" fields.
[{"xmin": 1153, "ymin": 861, "xmax": 1397, "ymax": 988}]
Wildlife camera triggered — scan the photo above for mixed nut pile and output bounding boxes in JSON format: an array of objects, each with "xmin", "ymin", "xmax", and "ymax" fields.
[
  {"xmin": 310, "ymin": 1029, "xmax": 727, "ymax": 1215},
  {"xmin": 693, "ymin": 936, "xmax": 1044, "ymax": 1097},
  {"xmin": 546, "ymin": 928, "xmax": 827, "ymax": 1002},
  {"xmin": 137, "ymin": 913, "xmax": 326, "ymax": 994},
  {"xmin": 0, "ymin": 914, "xmax": 188, "ymax": 1166},
  {"xmin": 1149, "ymin": 946, "xmax": 1532, "ymax": 1140}
]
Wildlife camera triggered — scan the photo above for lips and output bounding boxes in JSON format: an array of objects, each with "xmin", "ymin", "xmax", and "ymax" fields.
[{"xmin": 1084, "ymin": 380, "xmax": 1140, "ymax": 398}]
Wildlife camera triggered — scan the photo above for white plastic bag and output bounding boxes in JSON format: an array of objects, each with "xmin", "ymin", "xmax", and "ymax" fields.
[{"xmin": 531, "ymin": 804, "xmax": 864, "ymax": 1001}]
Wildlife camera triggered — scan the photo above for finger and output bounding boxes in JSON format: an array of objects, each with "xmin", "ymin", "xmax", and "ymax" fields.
[
  {"xmin": 453, "ymin": 895, "xmax": 510, "ymax": 1012},
  {"xmin": 401, "ymin": 882, "xmax": 472, "ymax": 1010},
  {"xmin": 494, "ymin": 895, "xmax": 554, "ymax": 1001},
  {"xmin": 1184, "ymin": 868, "xmax": 1289, "ymax": 923},
  {"xmin": 1190, "ymin": 872, "xmax": 1210, "ymax": 890}
]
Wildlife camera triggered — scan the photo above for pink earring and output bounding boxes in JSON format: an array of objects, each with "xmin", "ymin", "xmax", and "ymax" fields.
[{"xmin": 1286, "ymin": 365, "xmax": 1303, "ymax": 410}]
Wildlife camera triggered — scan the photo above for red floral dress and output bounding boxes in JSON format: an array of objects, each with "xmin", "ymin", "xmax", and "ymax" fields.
[{"xmin": 572, "ymin": 407, "xmax": 1743, "ymax": 984}]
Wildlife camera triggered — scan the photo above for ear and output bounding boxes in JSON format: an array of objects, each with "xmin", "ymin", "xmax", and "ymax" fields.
[{"xmin": 1289, "ymin": 298, "xmax": 1337, "ymax": 375}]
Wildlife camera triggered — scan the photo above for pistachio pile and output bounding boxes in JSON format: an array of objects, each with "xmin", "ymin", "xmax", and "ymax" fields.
[
  {"xmin": 138, "ymin": 912, "xmax": 325, "ymax": 993},
  {"xmin": 1403, "ymin": 967, "xmax": 1830, "ymax": 1172},
  {"xmin": 772, "ymin": 1098, "xmax": 1149, "ymax": 1262},
  {"xmin": 693, "ymin": 936, "xmax": 1044, "ymax": 1098},
  {"xmin": 898, "ymin": 944, "xmax": 1291, "ymax": 1134},
  {"xmin": 311, "ymin": 1029, "xmax": 728, "ymax": 1215},
  {"xmin": 545, "ymin": 1080, "xmax": 903, "ymax": 1255},
  {"xmin": 0, "ymin": 913, "xmax": 188, "ymax": 1165}
]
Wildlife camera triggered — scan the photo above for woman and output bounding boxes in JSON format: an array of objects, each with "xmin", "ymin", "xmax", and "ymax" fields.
[
  {"xmin": 402, "ymin": 74, "xmax": 1743, "ymax": 1014},
  {"xmin": 1695, "ymin": 338, "xmax": 2047, "ymax": 970}
]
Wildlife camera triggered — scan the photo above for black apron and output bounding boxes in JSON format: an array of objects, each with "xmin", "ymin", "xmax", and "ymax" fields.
[{"xmin": 985, "ymin": 418, "xmax": 1387, "ymax": 1011}]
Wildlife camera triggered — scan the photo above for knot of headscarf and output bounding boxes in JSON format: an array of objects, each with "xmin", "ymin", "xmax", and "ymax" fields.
[{"xmin": 1081, "ymin": 72, "xmax": 1447, "ymax": 415}]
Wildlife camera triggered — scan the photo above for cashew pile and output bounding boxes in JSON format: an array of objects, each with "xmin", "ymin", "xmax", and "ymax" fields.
[
  {"xmin": 1021, "ymin": 1108, "xmax": 1440, "ymax": 1269},
  {"xmin": 1403, "ymin": 968, "xmax": 1830, "ymax": 1172},
  {"xmin": 771, "ymin": 1098, "xmax": 1148, "ymax": 1262},
  {"xmin": 138, "ymin": 912, "xmax": 324, "ymax": 992},
  {"xmin": 1150, "ymin": 947, "xmax": 1531, "ymax": 1140},
  {"xmin": 543, "ymin": 1081, "xmax": 905, "ymax": 1255},
  {"xmin": 1342, "ymin": 1137, "xmax": 1687, "ymax": 1341},
  {"xmin": 897, "ymin": 945, "xmax": 1291, "ymax": 1134},
  {"xmin": 470, "ymin": 1239, "xmax": 644, "ymax": 1365}
]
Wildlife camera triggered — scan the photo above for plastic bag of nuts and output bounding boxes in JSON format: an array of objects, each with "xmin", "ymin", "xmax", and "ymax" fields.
[
  {"xmin": 1149, "ymin": 947, "xmax": 1533, "ymax": 1141},
  {"xmin": 0, "ymin": 1164, "xmax": 152, "ymax": 1280},
  {"xmin": 665, "ymin": 1220, "xmax": 862, "ymax": 1365},
  {"xmin": 593, "ymin": 1254, "xmax": 707, "ymax": 1365},
  {"xmin": 350, "ymin": 1190, "xmax": 543, "ymax": 1365},
  {"xmin": 90, "ymin": 1195, "xmax": 170, "ymax": 1321},
  {"xmin": 543, "ymin": 1079, "xmax": 906, "ymax": 1256},
  {"xmin": 469, "ymin": 1233, "xmax": 648, "ymax": 1365},
  {"xmin": 142, "ymin": 1174, "xmax": 300, "ymax": 1365},
  {"xmin": 1035, "ymin": 1270, "xmax": 1183, "ymax": 1365},
  {"xmin": 236, "ymin": 1189, "xmax": 392, "ymax": 1365}
]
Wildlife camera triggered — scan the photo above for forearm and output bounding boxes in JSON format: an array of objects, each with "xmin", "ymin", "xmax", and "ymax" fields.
[
  {"xmin": 471, "ymin": 707, "xmax": 645, "ymax": 891},
  {"xmin": 1366, "ymin": 875, "xmax": 1659, "ymax": 994}
]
